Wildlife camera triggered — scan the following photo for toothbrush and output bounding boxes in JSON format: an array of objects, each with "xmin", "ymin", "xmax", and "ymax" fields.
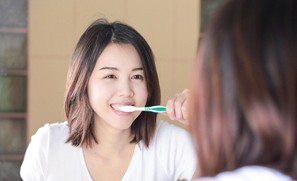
[{"xmin": 118, "ymin": 105, "xmax": 166, "ymax": 113}]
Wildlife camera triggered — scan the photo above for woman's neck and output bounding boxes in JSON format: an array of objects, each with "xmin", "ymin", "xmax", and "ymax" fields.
[{"xmin": 89, "ymin": 119, "xmax": 134, "ymax": 157}]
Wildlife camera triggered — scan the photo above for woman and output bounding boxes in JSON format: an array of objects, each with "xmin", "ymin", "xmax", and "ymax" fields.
[
  {"xmin": 190, "ymin": 0, "xmax": 297, "ymax": 180},
  {"xmin": 21, "ymin": 19, "xmax": 196, "ymax": 181}
]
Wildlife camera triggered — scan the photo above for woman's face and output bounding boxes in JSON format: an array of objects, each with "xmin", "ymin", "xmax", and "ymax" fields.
[{"xmin": 87, "ymin": 43, "xmax": 148, "ymax": 130}]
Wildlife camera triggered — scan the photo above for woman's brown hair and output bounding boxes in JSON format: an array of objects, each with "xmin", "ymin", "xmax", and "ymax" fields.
[
  {"xmin": 65, "ymin": 19, "xmax": 160, "ymax": 148},
  {"xmin": 190, "ymin": 0, "xmax": 297, "ymax": 178}
]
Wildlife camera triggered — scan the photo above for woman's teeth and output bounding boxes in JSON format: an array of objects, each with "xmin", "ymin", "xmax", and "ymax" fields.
[{"xmin": 112, "ymin": 104, "xmax": 126, "ymax": 111}]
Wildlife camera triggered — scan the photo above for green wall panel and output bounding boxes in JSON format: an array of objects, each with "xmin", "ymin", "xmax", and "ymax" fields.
[
  {"xmin": 0, "ymin": 119, "xmax": 26, "ymax": 154},
  {"xmin": 0, "ymin": 0, "xmax": 27, "ymax": 28},
  {"xmin": 0, "ymin": 160, "xmax": 22, "ymax": 180},
  {"xmin": 0, "ymin": 33, "xmax": 27, "ymax": 70},
  {"xmin": 0, "ymin": 76, "xmax": 27, "ymax": 112}
]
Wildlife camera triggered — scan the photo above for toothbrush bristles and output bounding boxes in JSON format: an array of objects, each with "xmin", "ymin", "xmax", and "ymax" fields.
[
  {"xmin": 119, "ymin": 106, "xmax": 135, "ymax": 112},
  {"xmin": 112, "ymin": 105, "xmax": 135, "ymax": 112}
]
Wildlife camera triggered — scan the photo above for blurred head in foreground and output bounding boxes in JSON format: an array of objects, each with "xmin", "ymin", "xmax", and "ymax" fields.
[{"xmin": 190, "ymin": 0, "xmax": 297, "ymax": 178}]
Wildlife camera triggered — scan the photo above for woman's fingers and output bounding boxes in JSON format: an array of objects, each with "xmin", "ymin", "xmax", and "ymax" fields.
[{"xmin": 165, "ymin": 89, "xmax": 190, "ymax": 125}]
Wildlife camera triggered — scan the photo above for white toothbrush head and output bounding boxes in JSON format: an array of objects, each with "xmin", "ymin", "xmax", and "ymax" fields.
[
  {"xmin": 118, "ymin": 106, "xmax": 135, "ymax": 112},
  {"xmin": 112, "ymin": 105, "xmax": 136, "ymax": 112}
]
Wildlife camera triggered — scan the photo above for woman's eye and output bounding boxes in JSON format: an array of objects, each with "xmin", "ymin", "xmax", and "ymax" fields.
[
  {"xmin": 104, "ymin": 74, "xmax": 116, "ymax": 79},
  {"xmin": 132, "ymin": 74, "xmax": 144, "ymax": 80}
]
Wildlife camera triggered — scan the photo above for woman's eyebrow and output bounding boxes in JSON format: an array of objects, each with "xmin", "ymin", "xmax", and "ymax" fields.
[
  {"xmin": 132, "ymin": 67, "xmax": 143, "ymax": 71},
  {"xmin": 99, "ymin": 67, "xmax": 118, "ymax": 71},
  {"xmin": 99, "ymin": 67, "xmax": 143, "ymax": 71}
]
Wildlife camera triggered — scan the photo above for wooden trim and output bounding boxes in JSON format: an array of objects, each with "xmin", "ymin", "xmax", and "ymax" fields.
[
  {"xmin": 0, "ymin": 113, "xmax": 26, "ymax": 119},
  {"xmin": 0, "ymin": 70, "xmax": 27, "ymax": 76},
  {"xmin": 0, "ymin": 28, "xmax": 27, "ymax": 33},
  {"xmin": 0, "ymin": 154, "xmax": 24, "ymax": 161}
]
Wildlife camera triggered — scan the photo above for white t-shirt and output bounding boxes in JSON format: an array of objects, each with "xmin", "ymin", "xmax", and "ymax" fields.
[
  {"xmin": 194, "ymin": 166, "xmax": 293, "ymax": 181},
  {"xmin": 21, "ymin": 120, "xmax": 196, "ymax": 181}
]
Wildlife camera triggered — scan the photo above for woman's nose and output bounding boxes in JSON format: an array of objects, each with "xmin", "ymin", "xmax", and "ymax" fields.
[{"xmin": 117, "ymin": 81, "xmax": 134, "ymax": 97}]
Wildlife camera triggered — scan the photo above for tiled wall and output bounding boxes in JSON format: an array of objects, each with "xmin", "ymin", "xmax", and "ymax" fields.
[
  {"xmin": 0, "ymin": 0, "xmax": 27, "ymax": 180},
  {"xmin": 28, "ymin": 0, "xmax": 199, "ymax": 137}
]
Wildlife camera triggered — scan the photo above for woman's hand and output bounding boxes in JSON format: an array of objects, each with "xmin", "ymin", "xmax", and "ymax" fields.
[{"xmin": 164, "ymin": 89, "xmax": 190, "ymax": 125}]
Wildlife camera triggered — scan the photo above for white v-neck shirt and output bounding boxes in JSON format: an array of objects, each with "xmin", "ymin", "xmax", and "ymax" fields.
[{"xmin": 20, "ymin": 120, "xmax": 196, "ymax": 181}]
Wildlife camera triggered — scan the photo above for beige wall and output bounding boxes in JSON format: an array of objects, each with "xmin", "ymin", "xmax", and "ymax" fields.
[{"xmin": 28, "ymin": 0, "xmax": 200, "ymax": 139}]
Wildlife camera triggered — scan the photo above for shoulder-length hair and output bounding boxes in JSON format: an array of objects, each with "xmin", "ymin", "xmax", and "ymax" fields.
[
  {"xmin": 190, "ymin": 0, "xmax": 297, "ymax": 178},
  {"xmin": 65, "ymin": 19, "xmax": 160, "ymax": 148}
]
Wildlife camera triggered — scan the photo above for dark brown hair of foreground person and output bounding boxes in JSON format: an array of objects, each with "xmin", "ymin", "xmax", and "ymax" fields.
[
  {"xmin": 64, "ymin": 19, "xmax": 160, "ymax": 148},
  {"xmin": 189, "ymin": 0, "xmax": 297, "ymax": 179}
]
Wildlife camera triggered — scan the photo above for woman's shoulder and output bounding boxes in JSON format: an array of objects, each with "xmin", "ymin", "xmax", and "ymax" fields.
[
  {"xmin": 34, "ymin": 121, "xmax": 68, "ymax": 134},
  {"xmin": 153, "ymin": 120, "xmax": 195, "ymax": 159},
  {"xmin": 154, "ymin": 120, "xmax": 192, "ymax": 144},
  {"xmin": 31, "ymin": 121, "xmax": 69, "ymax": 145},
  {"xmin": 148, "ymin": 120, "xmax": 196, "ymax": 180},
  {"xmin": 156, "ymin": 120, "xmax": 189, "ymax": 135},
  {"xmin": 44, "ymin": 121, "xmax": 69, "ymax": 136},
  {"xmin": 28, "ymin": 121, "xmax": 76, "ymax": 161}
]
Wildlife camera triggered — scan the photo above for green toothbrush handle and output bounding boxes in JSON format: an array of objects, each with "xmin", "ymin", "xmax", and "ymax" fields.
[{"xmin": 145, "ymin": 106, "xmax": 166, "ymax": 113}]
